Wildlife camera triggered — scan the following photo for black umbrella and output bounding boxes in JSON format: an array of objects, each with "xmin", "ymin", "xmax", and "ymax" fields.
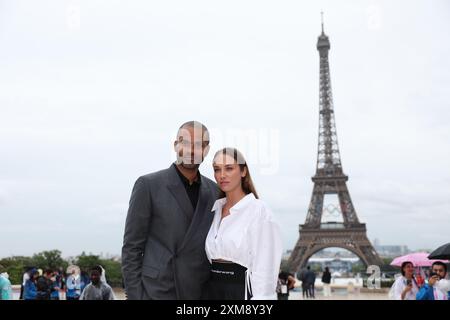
[{"xmin": 428, "ymin": 243, "xmax": 450, "ymax": 260}]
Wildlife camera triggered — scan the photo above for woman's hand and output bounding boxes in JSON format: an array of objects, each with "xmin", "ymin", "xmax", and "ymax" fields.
[{"xmin": 401, "ymin": 284, "xmax": 413, "ymax": 300}]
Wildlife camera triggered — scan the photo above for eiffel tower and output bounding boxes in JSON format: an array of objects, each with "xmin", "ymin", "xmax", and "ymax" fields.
[{"xmin": 287, "ymin": 15, "xmax": 383, "ymax": 272}]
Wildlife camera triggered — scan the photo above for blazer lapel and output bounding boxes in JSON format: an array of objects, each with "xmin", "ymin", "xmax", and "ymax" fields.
[
  {"xmin": 178, "ymin": 181, "xmax": 212, "ymax": 252},
  {"xmin": 166, "ymin": 165, "xmax": 195, "ymax": 222}
]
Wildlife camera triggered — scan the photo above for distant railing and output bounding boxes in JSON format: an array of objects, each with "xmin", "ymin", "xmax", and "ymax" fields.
[
  {"xmin": 300, "ymin": 222, "xmax": 366, "ymax": 230},
  {"xmin": 320, "ymin": 222, "xmax": 345, "ymax": 229}
]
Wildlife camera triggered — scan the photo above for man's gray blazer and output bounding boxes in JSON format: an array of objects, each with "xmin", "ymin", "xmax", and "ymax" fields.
[{"xmin": 121, "ymin": 164, "xmax": 218, "ymax": 299}]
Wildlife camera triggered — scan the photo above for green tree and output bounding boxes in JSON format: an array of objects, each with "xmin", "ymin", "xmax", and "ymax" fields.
[
  {"xmin": 382, "ymin": 257, "xmax": 393, "ymax": 266},
  {"xmin": 99, "ymin": 259, "xmax": 122, "ymax": 287},
  {"xmin": 32, "ymin": 250, "xmax": 68, "ymax": 270},
  {"xmin": 312, "ymin": 264, "xmax": 322, "ymax": 273},
  {"xmin": 351, "ymin": 263, "xmax": 365, "ymax": 273},
  {"xmin": 0, "ymin": 256, "xmax": 34, "ymax": 285},
  {"xmin": 74, "ymin": 252, "xmax": 101, "ymax": 272},
  {"xmin": 74, "ymin": 253, "xmax": 122, "ymax": 287},
  {"xmin": 380, "ymin": 257, "xmax": 396, "ymax": 272}
]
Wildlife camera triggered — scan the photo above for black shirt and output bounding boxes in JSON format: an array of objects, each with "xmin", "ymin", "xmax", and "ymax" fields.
[{"xmin": 173, "ymin": 163, "xmax": 201, "ymax": 211}]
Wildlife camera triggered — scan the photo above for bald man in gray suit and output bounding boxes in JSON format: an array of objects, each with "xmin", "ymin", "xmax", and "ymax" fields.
[{"xmin": 121, "ymin": 121, "xmax": 218, "ymax": 299}]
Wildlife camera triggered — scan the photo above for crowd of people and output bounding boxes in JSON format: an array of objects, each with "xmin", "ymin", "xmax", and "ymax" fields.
[
  {"xmin": 0, "ymin": 264, "xmax": 115, "ymax": 300},
  {"xmin": 389, "ymin": 261, "xmax": 450, "ymax": 300},
  {"xmin": 274, "ymin": 262, "xmax": 450, "ymax": 301}
]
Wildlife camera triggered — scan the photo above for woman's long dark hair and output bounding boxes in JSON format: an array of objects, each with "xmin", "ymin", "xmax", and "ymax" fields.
[{"xmin": 214, "ymin": 147, "xmax": 259, "ymax": 199}]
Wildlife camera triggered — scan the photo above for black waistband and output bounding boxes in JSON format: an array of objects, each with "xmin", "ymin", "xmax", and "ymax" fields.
[{"xmin": 210, "ymin": 261, "xmax": 247, "ymax": 283}]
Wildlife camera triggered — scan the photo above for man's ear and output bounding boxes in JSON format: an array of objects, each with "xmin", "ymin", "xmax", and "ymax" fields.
[
  {"xmin": 174, "ymin": 140, "xmax": 179, "ymax": 152},
  {"xmin": 203, "ymin": 145, "xmax": 210, "ymax": 158}
]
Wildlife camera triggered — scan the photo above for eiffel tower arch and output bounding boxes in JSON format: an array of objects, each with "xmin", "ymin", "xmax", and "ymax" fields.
[
  {"xmin": 287, "ymin": 15, "xmax": 382, "ymax": 273},
  {"xmin": 288, "ymin": 226, "xmax": 382, "ymax": 271}
]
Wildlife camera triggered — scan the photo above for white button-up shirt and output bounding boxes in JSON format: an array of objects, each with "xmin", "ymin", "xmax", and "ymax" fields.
[{"xmin": 205, "ymin": 193, "xmax": 283, "ymax": 300}]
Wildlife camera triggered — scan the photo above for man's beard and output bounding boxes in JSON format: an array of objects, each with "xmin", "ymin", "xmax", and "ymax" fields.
[
  {"xmin": 176, "ymin": 154, "xmax": 202, "ymax": 169},
  {"xmin": 180, "ymin": 162, "xmax": 200, "ymax": 170}
]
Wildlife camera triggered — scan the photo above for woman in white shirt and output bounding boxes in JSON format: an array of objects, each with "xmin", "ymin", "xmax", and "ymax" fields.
[
  {"xmin": 389, "ymin": 261, "xmax": 419, "ymax": 300},
  {"xmin": 205, "ymin": 147, "xmax": 283, "ymax": 300}
]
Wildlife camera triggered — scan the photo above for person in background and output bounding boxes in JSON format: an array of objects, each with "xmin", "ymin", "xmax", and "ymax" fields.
[
  {"xmin": 389, "ymin": 261, "xmax": 419, "ymax": 300},
  {"xmin": 24, "ymin": 269, "xmax": 39, "ymax": 300},
  {"xmin": 59, "ymin": 269, "xmax": 67, "ymax": 300},
  {"xmin": 66, "ymin": 269, "xmax": 81, "ymax": 300},
  {"xmin": 297, "ymin": 268, "xmax": 309, "ymax": 299},
  {"xmin": 98, "ymin": 265, "xmax": 116, "ymax": 299},
  {"xmin": 19, "ymin": 267, "xmax": 32, "ymax": 300},
  {"xmin": 0, "ymin": 265, "xmax": 13, "ymax": 300},
  {"xmin": 305, "ymin": 266, "xmax": 316, "ymax": 299},
  {"xmin": 416, "ymin": 261, "xmax": 448, "ymax": 300},
  {"xmin": 36, "ymin": 269, "xmax": 55, "ymax": 300},
  {"xmin": 50, "ymin": 270, "xmax": 61, "ymax": 300},
  {"xmin": 276, "ymin": 271, "xmax": 296, "ymax": 300},
  {"xmin": 321, "ymin": 266, "xmax": 332, "ymax": 297},
  {"xmin": 79, "ymin": 266, "xmax": 114, "ymax": 300}
]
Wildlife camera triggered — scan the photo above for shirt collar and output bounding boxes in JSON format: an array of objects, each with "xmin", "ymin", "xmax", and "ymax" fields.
[
  {"xmin": 173, "ymin": 163, "xmax": 202, "ymax": 186},
  {"xmin": 211, "ymin": 197, "xmax": 227, "ymax": 212},
  {"xmin": 211, "ymin": 193, "xmax": 256, "ymax": 213}
]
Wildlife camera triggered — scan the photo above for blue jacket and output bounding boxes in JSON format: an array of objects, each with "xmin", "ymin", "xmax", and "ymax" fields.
[
  {"xmin": 24, "ymin": 279, "xmax": 37, "ymax": 300},
  {"xmin": 50, "ymin": 280, "xmax": 61, "ymax": 299},
  {"xmin": 417, "ymin": 284, "xmax": 434, "ymax": 300}
]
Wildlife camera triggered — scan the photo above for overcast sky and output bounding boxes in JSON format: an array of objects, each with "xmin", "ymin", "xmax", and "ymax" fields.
[{"xmin": 1, "ymin": 0, "xmax": 449, "ymax": 258}]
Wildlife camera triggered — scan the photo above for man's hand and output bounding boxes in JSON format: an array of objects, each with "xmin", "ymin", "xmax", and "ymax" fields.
[{"xmin": 428, "ymin": 275, "xmax": 439, "ymax": 287}]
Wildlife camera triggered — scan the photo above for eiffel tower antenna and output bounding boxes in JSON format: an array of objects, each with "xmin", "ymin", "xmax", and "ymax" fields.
[{"xmin": 321, "ymin": 11, "xmax": 324, "ymax": 34}]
